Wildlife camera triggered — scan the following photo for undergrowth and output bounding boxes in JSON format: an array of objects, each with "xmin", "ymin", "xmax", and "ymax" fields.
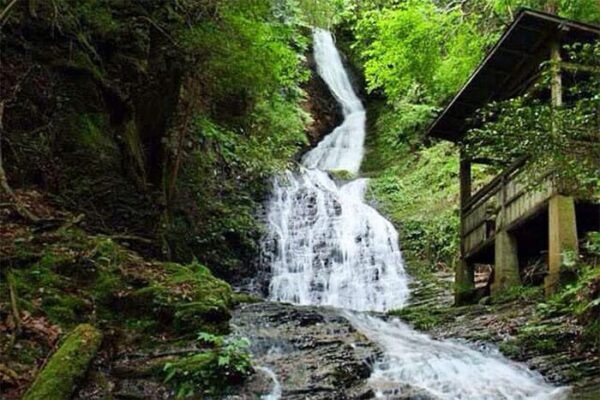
[{"xmin": 163, "ymin": 332, "xmax": 253, "ymax": 398}]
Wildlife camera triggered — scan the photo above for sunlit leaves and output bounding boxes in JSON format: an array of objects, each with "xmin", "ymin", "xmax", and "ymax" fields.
[
  {"xmin": 354, "ymin": 0, "xmax": 487, "ymax": 104},
  {"xmin": 466, "ymin": 42, "xmax": 600, "ymax": 197}
]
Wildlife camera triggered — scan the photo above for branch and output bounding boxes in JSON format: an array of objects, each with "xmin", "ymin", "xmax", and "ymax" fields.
[{"xmin": 0, "ymin": 0, "xmax": 20, "ymax": 26}]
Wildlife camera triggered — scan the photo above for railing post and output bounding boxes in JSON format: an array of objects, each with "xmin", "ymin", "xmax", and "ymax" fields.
[
  {"xmin": 459, "ymin": 150, "xmax": 472, "ymax": 216},
  {"xmin": 456, "ymin": 148, "xmax": 475, "ymax": 305}
]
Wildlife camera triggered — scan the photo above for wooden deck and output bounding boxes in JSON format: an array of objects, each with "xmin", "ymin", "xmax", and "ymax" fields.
[{"xmin": 461, "ymin": 159, "xmax": 556, "ymax": 259}]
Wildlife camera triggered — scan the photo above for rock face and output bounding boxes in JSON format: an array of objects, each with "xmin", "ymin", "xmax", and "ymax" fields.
[
  {"xmin": 231, "ymin": 302, "xmax": 380, "ymax": 399},
  {"xmin": 301, "ymin": 51, "xmax": 344, "ymax": 148}
]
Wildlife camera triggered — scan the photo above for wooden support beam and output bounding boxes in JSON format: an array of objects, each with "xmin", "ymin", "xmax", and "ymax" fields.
[
  {"xmin": 492, "ymin": 230, "xmax": 521, "ymax": 295},
  {"xmin": 455, "ymin": 258, "xmax": 475, "ymax": 305},
  {"xmin": 545, "ymin": 195, "xmax": 578, "ymax": 296},
  {"xmin": 550, "ymin": 39, "xmax": 563, "ymax": 107},
  {"xmin": 459, "ymin": 150, "xmax": 472, "ymax": 218}
]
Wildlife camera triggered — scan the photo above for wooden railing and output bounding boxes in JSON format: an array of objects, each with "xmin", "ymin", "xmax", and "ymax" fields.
[{"xmin": 461, "ymin": 158, "xmax": 555, "ymax": 257}]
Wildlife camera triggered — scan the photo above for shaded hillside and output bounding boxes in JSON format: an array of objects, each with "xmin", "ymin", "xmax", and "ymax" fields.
[{"xmin": 0, "ymin": 0, "xmax": 334, "ymax": 279}]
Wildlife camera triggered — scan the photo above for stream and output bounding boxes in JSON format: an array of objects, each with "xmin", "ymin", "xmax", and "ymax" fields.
[{"xmin": 234, "ymin": 28, "xmax": 570, "ymax": 400}]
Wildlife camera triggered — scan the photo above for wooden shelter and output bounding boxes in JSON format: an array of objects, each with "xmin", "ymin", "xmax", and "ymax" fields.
[{"xmin": 426, "ymin": 9, "xmax": 600, "ymax": 304}]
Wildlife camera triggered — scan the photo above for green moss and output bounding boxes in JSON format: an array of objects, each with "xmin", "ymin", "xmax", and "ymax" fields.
[
  {"xmin": 134, "ymin": 261, "xmax": 233, "ymax": 334},
  {"xmin": 498, "ymin": 340, "xmax": 521, "ymax": 358},
  {"xmin": 23, "ymin": 324, "xmax": 103, "ymax": 400},
  {"xmin": 43, "ymin": 294, "xmax": 90, "ymax": 326},
  {"xmin": 232, "ymin": 292, "xmax": 264, "ymax": 305},
  {"xmin": 328, "ymin": 169, "xmax": 356, "ymax": 180},
  {"xmin": 68, "ymin": 114, "xmax": 114, "ymax": 150},
  {"xmin": 388, "ymin": 305, "xmax": 442, "ymax": 330},
  {"xmin": 510, "ymin": 323, "xmax": 562, "ymax": 355},
  {"xmin": 491, "ymin": 285, "xmax": 543, "ymax": 304}
]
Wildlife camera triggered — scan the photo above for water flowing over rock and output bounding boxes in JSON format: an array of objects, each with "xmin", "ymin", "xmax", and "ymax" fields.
[
  {"xmin": 261, "ymin": 28, "xmax": 408, "ymax": 312},
  {"xmin": 231, "ymin": 302, "xmax": 379, "ymax": 399},
  {"xmin": 347, "ymin": 313, "xmax": 571, "ymax": 400},
  {"xmin": 262, "ymin": 170, "xmax": 409, "ymax": 311},
  {"xmin": 249, "ymin": 28, "xmax": 569, "ymax": 400},
  {"xmin": 302, "ymin": 28, "xmax": 367, "ymax": 174}
]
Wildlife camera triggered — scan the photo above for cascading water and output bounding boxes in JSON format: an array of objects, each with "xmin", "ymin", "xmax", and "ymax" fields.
[
  {"xmin": 263, "ymin": 169, "xmax": 409, "ymax": 311},
  {"xmin": 301, "ymin": 29, "xmax": 366, "ymax": 174},
  {"xmin": 262, "ymin": 28, "xmax": 409, "ymax": 311},
  {"xmin": 258, "ymin": 28, "xmax": 568, "ymax": 399}
]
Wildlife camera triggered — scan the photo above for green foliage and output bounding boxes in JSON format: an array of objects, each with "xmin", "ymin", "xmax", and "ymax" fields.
[
  {"xmin": 354, "ymin": 0, "xmax": 488, "ymax": 104},
  {"xmin": 163, "ymin": 333, "xmax": 253, "ymax": 398},
  {"xmin": 491, "ymin": 285, "xmax": 543, "ymax": 304},
  {"xmin": 492, "ymin": 0, "xmax": 600, "ymax": 23},
  {"xmin": 365, "ymin": 141, "xmax": 473, "ymax": 268},
  {"xmin": 466, "ymin": 42, "xmax": 600, "ymax": 197},
  {"xmin": 585, "ymin": 231, "xmax": 600, "ymax": 255},
  {"xmin": 513, "ymin": 323, "xmax": 559, "ymax": 354},
  {"xmin": 179, "ymin": 1, "xmax": 309, "ymax": 106},
  {"xmin": 296, "ymin": 0, "xmax": 347, "ymax": 28},
  {"xmin": 23, "ymin": 324, "xmax": 103, "ymax": 400},
  {"xmin": 532, "ymin": 247, "xmax": 600, "ymax": 350}
]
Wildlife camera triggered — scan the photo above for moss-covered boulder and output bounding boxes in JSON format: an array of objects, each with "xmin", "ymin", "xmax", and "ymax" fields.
[
  {"xmin": 23, "ymin": 324, "xmax": 102, "ymax": 400},
  {"xmin": 328, "ymin": 169, "xmax": 356, "ymax": 181},
  {"xmin": 131, "ymin": 261, "xmax": 234, "ymax": 334}
]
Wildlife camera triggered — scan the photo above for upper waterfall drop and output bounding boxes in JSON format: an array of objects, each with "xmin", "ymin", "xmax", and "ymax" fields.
[{"xmin": 302, "ymin": 29, "xmax": 366, "ymax": 174}]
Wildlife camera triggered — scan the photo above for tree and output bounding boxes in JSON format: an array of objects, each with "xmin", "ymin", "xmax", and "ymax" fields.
[{"xmin": 465, "ymin": 42, "xmax": 600, "ymax": 196}]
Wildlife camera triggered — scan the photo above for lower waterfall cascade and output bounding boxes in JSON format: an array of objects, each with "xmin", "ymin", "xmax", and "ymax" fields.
[{"xmin": 253, "ymin": 28, "xmax": 570, "ymax": 400}]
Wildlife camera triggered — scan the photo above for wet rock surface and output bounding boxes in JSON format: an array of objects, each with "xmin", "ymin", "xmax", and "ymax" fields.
[
  {"xmin": 231, "ymin": 302, "xmax": 380, "ymax": 399},
  {"xmin": 399, "ymin": 271, "xmax": 600, "ymax": 399}
]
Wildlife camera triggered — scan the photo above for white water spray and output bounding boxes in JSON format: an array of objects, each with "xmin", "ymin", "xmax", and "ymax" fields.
[
  {"xmin": 263, "ymin": 169, "xmax": 409, "ymax": 311},
  {"xmin": 348, "ymin": 313, "xmax": 570, "ymax": 400},
  {"xmin": 260, "ymin": 28, "xmax": 568, "ymax": 399}
]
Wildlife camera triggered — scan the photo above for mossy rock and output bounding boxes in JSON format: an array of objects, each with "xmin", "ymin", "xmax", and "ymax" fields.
[
  {"xmin": 232, "ymin": 292, "xmax": 264, "ymax": 305},
  {"xmin": 328, "ymin": 169, "xmax": 356, "ymax": 180},
  {"xmin": 23, "ymin": 324, "xmax": 103, "ymax": 400},
  {"xmin": 129, "ymin": 261, "xmax": 234, "ymax": 334},
  {"xmin": 388, "ymin": 305, "xmax": 443, "ymax": 330}
]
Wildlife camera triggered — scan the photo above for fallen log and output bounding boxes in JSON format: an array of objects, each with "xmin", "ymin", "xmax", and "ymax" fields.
[{"xmin": 23, "ymin": 324, "xmax": 103, "ymax": 400}]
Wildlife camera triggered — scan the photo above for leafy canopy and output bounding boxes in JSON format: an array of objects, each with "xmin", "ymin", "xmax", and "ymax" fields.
[{"xmin": 465, "ymin": 42, "xmax": 600, "ymax": 196}]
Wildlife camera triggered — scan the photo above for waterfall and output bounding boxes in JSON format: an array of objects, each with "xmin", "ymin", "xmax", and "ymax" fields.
[
  {"xmin": 262, "ymin": 27, "xmax": 408, "ymax": 312},
  {"xmin": 302, "ymin": 29, "xmax": 367, "ymax": 174},
  {"xmin": 259, "ymin": 28, "xmax": 568, "ymax": 399}
]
